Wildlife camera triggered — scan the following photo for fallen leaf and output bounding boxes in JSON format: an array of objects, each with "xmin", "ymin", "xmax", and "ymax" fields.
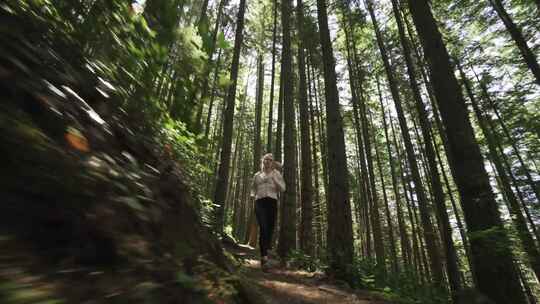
[{"xmin": 65, "ymin": 127, "xmax": 90, "ymax": 152}]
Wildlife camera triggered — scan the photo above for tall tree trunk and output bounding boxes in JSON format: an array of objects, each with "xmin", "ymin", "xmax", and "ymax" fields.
[
  {"xmin": 406, "ymin": 163, "xmax": 432, "ymax": 283},
  {"xmin": 471, "ymin": 68, "xmax": 540, "ymax": 202},
  {"xmin": 488, "ymin": 0, "xmax": 540, "ymax": 84},
  {"xmin": 390, "ymin": 0, "xmax": 461, "ymax": 294},
  {"xmin": 459, "ymin": 63, "xmax": 540, "ymax": 280},
  {"xmin": 431, "ymin": 123, "xmax": 475, "ymax": 283},
  {"xmin": 365, "ymin": 0, "xmax": 443, "ymax": 286},
  {"xmin": 232, "ymin": 134, "xmax": 246, "ymax": 236},
  {"xmin": 207, "ymin": 99, "xmax": 225, "ymax": 195},
  {"xmin": 267, "ymin": 0, "xmax": 278, "ymax": 153},
  {"xmin": 232, "ymin": 82, "xmax": 256, "ymax": 245},
  {"xmin": 351, "ymin": 134, "xmax": 366, "ymax": 254},
  {"xmin": 204, "ymin": 49, "xmax": 222, "ymax": 141},
  {"xmin": 234, "ymin": 164, "xmax": 247, "ymax": 239},
  {"xmin": 275, "ymin": 71, "xmax": 284, "ymax": 162},
  {"xmin": 227, "ymin": 123, "xmax": 242, "ymax": 216},
  {"xmin": 311, "ymin": 67, "xmax": 329, "ymax": 251},
  {"xmin": 313, "ymin": 70, "xmax": 329, "ymax": 197},
  {"xmin": 296, "ymin": 0, "xmax": 314, "ymax": 256},
  {"xmin": 308, "ymin": 59, "xmax": 323, "ymax": 257},
  {"xmin": 349, "ymin": 66, "xmax": 372, "ymax": 260},
  {"xmin": 197, "ymin": 0, "xmax": 210, "ymax": 25},
  {"xmin": 194, "ymin": 0, "xmax": 229, "ymax": 132},
  {"xmin": 351, "ymin": 36, "xmax": 387, "ymax": 271},
  {"xmin": 519, "ymin": 265, "xmax": 539, "ymax": 304},
  {"xmin": 277, "ymin": 0, "xmax": 297, "ymax": 260},
  {"xmin": 316, "ymin": 0, "xmax": 354, "ymax": 275},
  {"xmin": 240, "ymin": 153, "xmax": 252, "ymax": 240},
  {"xmin": 406, "ymin": 19, "xmax": 477, "ymax": 284},
  {"xmin": 254, "ymin": 54, "xmax": 264, "ymax": 170},
  {"xmin": 405, "ymin": 1, "xmax": 527, "ymax": 302},
  {"xmin": 369, "ymin": 107, "xmax": 399, "ymax": 273},
  {"xmin": 311, "ymin": 59, "xmax": 328, "ymax": 252},
  {"xmin": 342, "ymin": 18, "xmax": 376, "ymax": 262},
  {"xmin": 213, "ymin": 0, "xmax": 247, "ymax": 234},
  {"xmin": 378, "ymin": 82, "xmax": 412, "ymax": 270},
  {"xmin": 392, "ymin": 118, "xmax": 422, "ymax": 279},
  {"xmin": 248, "ymin": 59, "xmax": 262, "ymax": 245},
  {"xmin": 359, "ymin": 85, "xmax": 387, "ymax": 271}
]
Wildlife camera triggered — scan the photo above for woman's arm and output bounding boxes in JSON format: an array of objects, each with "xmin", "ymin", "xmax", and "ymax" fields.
[
  {"xmin": 272, "ymin": 170, "xmax": 286, "ymax": 192},
  {"xmin": 250, "ymin": 173, "xmax": 257, "ymax": 198}
]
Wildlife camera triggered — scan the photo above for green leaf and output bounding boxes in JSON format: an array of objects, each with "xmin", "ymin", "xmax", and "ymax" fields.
[
  {"xmin": 176, "ymin": 272, "xmax": 197, "ymax": 289},
  {"xmin": 139, "ymin": 17, "xmax": 156, "ymax": 38},
  {"xmin": 115, "ymin": 196, "xmax": 144, "ymax": 212},
  {"xmin": 218, "ymin": 74, "xmax": 232, "ymax": 88},
  {"xmin": 217, "ymin": 31, "xmax": 231, "ymax": 49}
]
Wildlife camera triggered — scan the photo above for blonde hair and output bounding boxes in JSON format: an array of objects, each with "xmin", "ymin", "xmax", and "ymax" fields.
[
  {"xmin": 260, "ymin": 153, "xmax": 283, "ymax": 172},
  {"xmin": 260, "ymin": 153, "xmax": 274, "ymax": 172}
]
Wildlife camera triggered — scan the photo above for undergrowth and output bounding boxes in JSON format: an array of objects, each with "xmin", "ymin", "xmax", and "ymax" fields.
[{"xmin": 286, "ymin": 250, "xmax": 450, "ymax": 304}]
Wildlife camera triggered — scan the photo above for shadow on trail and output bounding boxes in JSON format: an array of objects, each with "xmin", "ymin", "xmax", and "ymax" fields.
[{"xmin": 226, "ymin": 243, "xmax": 393, "ymax": 304}]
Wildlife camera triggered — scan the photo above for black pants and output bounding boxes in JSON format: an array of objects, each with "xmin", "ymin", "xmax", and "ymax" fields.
[{"xmin": 255, "ymin": 197, "xmax": 277, "ymax": 258}]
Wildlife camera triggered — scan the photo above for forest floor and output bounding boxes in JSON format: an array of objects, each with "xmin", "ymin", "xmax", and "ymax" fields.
[{"xmin": 228, "ymin": 244, "xmax": 394, "ymax": 304}]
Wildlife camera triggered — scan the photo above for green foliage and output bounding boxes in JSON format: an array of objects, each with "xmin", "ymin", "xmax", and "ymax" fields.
[
  {"xmin": 3, "ymin": 0, "xmax": 210, "ymax": 134},
  {"xmin": 468, "ymin": 226, "xmax": 513, "ymax": 255},
  {"xmin": 199, "ymin": 197, "xmax": 219, "ymax": 228},
  {"xmin": 0, "ymin": 281, "xmax": 65, "ymax": 304},
  {"xmin": 158, "ymin": 118, "xmax": 210, "ymax": 194},
  {"xmin": 176, "ymin": 256, "xmax": 241, "ymax": 303},
  {"xmin": 176, "ymin": 257, "xmax": 243, "ymax": 303},
  {"xmin": 176, "ymin": 271, "xmax": 200, "ymax": 290},
  {"xmin": 7, "ymin": 0, "xmax": 214, "ymax": 215},
  {"xmin": 345, "ymin": 258, "xmax": 450, "ymax": 304},
  {"xmin": 287, "ymin": 249, "xmax": 323, "ymax": 272},
  {"xmin": 284, "ymin": 249, "xmax": 449, "ymax": 303},
  {"xmin": 217, "ymin": 31, "xmax": 232, "ymax": 50}
]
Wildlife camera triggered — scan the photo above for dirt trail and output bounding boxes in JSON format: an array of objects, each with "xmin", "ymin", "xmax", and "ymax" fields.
[{"xmin": 229, "ymin": 244, "xmax": 393, "ymax": 304}]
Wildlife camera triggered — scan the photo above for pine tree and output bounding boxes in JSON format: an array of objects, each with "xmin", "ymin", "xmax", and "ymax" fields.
[{"xmin": 405, "ymin": 1, "xmax": 527, "ymax": 302}]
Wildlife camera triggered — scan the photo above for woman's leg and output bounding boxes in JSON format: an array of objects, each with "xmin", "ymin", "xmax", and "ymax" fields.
[
  {"xmin": 267, "ymin": 199, "xmax": 277, "ymax": 253},
  {"xmin": 254, "ymin": 199, "xmax": 267, "ymax": 258},
  {"xmin": 255, "ymin": 197, "xmax": 277, "ymax": 259}
]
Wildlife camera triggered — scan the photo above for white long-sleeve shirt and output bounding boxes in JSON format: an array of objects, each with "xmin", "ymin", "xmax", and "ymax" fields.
[{"xmin": 250, "ymin": 169, "xmax": 286, "ymax": 200}]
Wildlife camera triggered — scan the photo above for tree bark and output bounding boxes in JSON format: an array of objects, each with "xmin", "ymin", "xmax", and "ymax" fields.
[
  {"xmin": 405, "ymin": 20, "xmax": 477, "ymax": 283},
  {"xmin": 359, "ymin": 83, "xmax": 387, "ymax": 271},
  {"xmin": 296, "ymin": 0, "xmax": 314, "ymax": 256},
  {"xmin": 308, "ymin": 58, "xmax": 323, "ymax": 257},
  {"xmin": 405, "ymin": 0, "xmax": 527, "ymax": 302},
  {"xmin": 315, "ymin": 0, "xmax": 354, "ymax": 275},
  {"xmin": 213, "ymin": 0, "xmax": 247, "ymax": 234},
  {"xmin": 390, "ymin": 0, "xmax": 461, "ymax": 293},
  {"xmin": 391, "ymin": 118, "xmax": 423, "ymax": 279},
  {"xmin": 342, "ymin": 17, "xmax": 378, "ymax": 263},
  {"xmin": 365, "ymin": 0, "xmax": 443, "ymax": 286},
  {"xmin": 431, "ymin": 123, "xmax": 475, "ymax": 283},
  {"xmin": 488, "ymin": 0, "xmax": 540, "ymax": 85},
  {"xmin": 195, "ymin": 0, "xmax": 229, "ymax": 132},
  {"xmin": 204, "ymin": 49, "xmax": 222, "ymax": 141},
  {"xmin": 471, "ymin": 68, "xmax": 540, "ymax": 202},
  {"xmin": 197, "ymin": 0, "xmax": 210, "ymax": 25},
  {"xmin": 369, "ymin": 106, "xmax": 399, "ymax": 273},
  {"xmin": 311, "ymin": 59, "xmax": 328, "ymax": 252},
  {"xmin": 232, "ymin": 133, "xmax": 246, "ymax": 237},
  {"xmin": 275, "ymin": 71, "xmax": 284, "ymax": 162},
  {"xmin": 459, "ymin": 63, "xmax": 540, "ymax": 280},
  {"xmin": 267, "ymin": 0, "xmax": 278, "ymax": 153},
  {"xmin": 277, "ymin": 0, "xmax": 298, "ymax": 260},
  {"xmin": 378, "ymin": 81, "xmax": 412, "ymax": 270},
  {"xmin": 253, "ymin": 54, "xmax": 265, "ymax": 170}
]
